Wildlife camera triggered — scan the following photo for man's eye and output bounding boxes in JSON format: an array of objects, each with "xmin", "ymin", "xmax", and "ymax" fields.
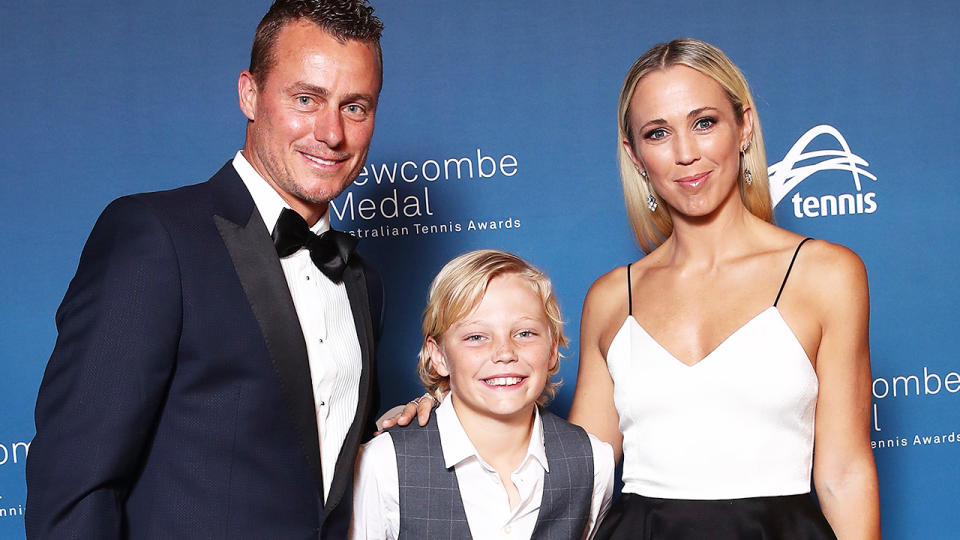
[
  {"xmin": 344, "ymin": 104, "xmax": 366, "ymax": 115},
  {"xmin": 296, "ymin": 96, "xmax": 313, "ymax": 106}
]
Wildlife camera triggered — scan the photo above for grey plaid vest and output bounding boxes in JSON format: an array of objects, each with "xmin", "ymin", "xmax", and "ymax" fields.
[{"xmin": 390, "ymin": 407, "xmax": 594, "ymax": 539}]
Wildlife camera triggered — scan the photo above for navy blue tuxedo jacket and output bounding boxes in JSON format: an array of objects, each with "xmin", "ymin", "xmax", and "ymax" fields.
[{"xmin": 26, "ymin": 162, "xmax": 382, "ymax": 539}]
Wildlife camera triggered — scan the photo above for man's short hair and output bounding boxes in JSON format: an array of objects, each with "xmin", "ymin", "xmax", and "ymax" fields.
[{"xmin": 249, "ymin": 0, "xmax": 384, "ymax": 88}]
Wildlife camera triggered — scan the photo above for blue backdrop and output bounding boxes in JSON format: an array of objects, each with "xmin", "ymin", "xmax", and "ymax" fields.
[{"xmin": 2, "ymin": 1, "xmax": 958, "ymax": 537}]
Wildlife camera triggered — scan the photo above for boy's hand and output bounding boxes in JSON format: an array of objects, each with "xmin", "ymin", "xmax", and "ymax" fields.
[{"xmin": 375, "ymin": 393, "xmax": 438, "ymax": 433}]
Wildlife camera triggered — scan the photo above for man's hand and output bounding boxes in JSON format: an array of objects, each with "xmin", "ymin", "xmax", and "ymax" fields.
[{"xmin": 375, "ymin": 393, "xmax": 437, "ymax": 433}]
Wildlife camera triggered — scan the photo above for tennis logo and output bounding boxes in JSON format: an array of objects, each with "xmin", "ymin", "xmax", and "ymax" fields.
[{"xmin": 768, "ymin": 125, "xmax": 878, "ymax": 218}]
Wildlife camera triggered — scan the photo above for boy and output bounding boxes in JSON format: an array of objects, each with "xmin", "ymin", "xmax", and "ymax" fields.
[{"xmin": 352, "ymin": 249, "xmax": 614, "ymax": 539}]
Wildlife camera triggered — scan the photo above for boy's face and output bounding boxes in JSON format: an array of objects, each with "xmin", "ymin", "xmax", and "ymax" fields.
[{"xmin": 429, "ymin": 273, "xmax": 558, "ymax": 424}]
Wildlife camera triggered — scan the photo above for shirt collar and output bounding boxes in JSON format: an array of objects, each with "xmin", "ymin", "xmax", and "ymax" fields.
[
  {"xmin": 434, "ymin": 397, "xmax": 549, "ymax": 472},
  {"xmin": 232, "ymin": 150, "xmax": 330, "ymax": 235}
]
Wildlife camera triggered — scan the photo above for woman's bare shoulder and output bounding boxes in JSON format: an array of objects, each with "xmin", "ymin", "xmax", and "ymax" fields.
[
  {"xmin": 583, "ymin": 263, "xmax": 633, "ymax": 328},
  {"xmin": 759, "ymin": 221, "xmax": 866, "ymax": 285},
  {"xmin": 588, "ymin": 264, "xmax": 627, "ymax": 293},
  {"xmin": 792, "ymin": 238, "xmax": 869, "ymax": 306},
  {"xmin": 799, "ymin": 238, "xmax": 866, "ymax": 280}
]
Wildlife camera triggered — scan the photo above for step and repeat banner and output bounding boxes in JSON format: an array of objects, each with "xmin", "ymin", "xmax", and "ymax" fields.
[{"xmin": 2, "ymin": 1, "xmax": 957, "ymax": 537}]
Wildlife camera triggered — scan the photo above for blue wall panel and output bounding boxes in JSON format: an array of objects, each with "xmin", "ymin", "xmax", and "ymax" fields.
[{"xmin": 2, "ymin": 1, "xmax": 957, "ymax": 537}]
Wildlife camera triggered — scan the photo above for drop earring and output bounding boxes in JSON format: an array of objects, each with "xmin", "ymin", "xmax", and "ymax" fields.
[
  {"xmin": 636, "ymin": 165, "xmax": 657, "ymax": 211},
  {"xmin": 646, "ymin": 193, "xmax": 658, "ymax": 212},
  {"xmin": 740, "ymin": 146, "xmax": 753, "ymax": 185}
]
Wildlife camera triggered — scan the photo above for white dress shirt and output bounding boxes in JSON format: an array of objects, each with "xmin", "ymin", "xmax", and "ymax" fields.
[
  {"xmin": 350, "ymin": 398, "xmax": 614, "ymax": 539},
  {"xmin": 233, "ymin": 151, "xmax": 362, "ymax": 499}
]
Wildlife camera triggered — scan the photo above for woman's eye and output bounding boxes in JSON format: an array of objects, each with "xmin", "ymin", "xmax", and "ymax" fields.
[
  {"xmin": 516, "ymin": 330, "xmax": 537, "ymax": 338},
  {"xmin": 465, "ymin": 334, "xmax": 484, "ymax": 342},
  {"xmin": 694, "ymin": 117, "xmax": 716, "ymax": 130},
  {"xmin": 644, "ymin": 128, "xmax": 666, "ymax": 140}
]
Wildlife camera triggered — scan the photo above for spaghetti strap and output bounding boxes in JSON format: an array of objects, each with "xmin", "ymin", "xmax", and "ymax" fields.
[
  {"xmin": 626, "ymin": 263, "xmax": 633, "ymax": 316},
  {"xmin": 774, "ymin": 238, "xmax": 814, "ymax": 307}
]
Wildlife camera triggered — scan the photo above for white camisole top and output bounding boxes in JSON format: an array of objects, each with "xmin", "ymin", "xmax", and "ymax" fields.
[{"xmin": 607, "ymin": 239, "xmax": 818, "ymax": 500}]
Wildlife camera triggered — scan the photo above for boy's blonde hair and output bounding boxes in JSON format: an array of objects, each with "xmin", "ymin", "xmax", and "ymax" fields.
[{"xmin": 418, "ymin": 249, "xmax": 568, "ymax": 405}]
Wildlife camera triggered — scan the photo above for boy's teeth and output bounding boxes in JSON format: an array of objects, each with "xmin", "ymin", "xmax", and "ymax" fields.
[{"xmin": 485, "ymin": 377, "xmax": 522, "ymax": 386}]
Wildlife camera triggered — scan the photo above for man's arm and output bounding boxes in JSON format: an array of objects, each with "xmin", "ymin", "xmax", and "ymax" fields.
[
  {"xmin": 362, "ymin": 259, "xmax": 384, "ymax": 441},
  {"xmin": 26, "ymin": 196, "xmax": 182, "ymax": 539}
]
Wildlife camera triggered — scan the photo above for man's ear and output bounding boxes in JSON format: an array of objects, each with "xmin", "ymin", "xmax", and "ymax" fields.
[
  {"xmin": 427, "ymin": 337, "xmax": 450, "ymax": 377},
  {"xmin": 238, "ymin": 70, "xmax": 259, "ymax": 122}
]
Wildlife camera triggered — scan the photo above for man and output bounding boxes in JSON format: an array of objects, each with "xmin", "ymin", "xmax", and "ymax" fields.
[{"xmin": 25, "ymin": 1, "xmax": 384, "ymax": 538}]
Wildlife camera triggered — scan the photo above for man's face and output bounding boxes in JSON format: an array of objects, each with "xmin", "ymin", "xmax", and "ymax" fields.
[{"xmin": 239, "ymin": 20, "xmax": 380, "ymax": 222}]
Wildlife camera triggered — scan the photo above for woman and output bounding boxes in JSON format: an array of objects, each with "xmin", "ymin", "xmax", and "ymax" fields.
[{"xmin": 569, "ymin": 39, "xmax": 880, "ymax": 539}]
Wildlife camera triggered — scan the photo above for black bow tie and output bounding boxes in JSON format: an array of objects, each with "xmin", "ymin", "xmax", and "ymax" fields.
[{"xmin": 272, "ymin": 208, "xmax": 358, "ymax": 283}]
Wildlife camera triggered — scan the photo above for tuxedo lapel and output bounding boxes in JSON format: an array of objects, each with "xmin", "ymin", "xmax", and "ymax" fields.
[
  {"xmin": 324, "ymin": 259, "xmax": 375, "ymax": 513},
  {"xmin": 209, "ymin": 164, "xmax": 324, "ymax": 496}
]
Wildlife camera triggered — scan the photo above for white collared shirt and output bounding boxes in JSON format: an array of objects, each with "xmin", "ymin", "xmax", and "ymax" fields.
[
  {"xmin": 233, "ymin": 150, "xmax": 362, "ymax": 500},
  {"xmin": 350, "ymin": 398, "xmax": 614, "ymax": 539}
]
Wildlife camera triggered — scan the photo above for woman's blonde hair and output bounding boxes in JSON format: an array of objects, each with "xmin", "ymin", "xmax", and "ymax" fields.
[
  {"xmin": 617, "ymin": 38, "xmax": 773, "ymax": 252},
  {"xmin": 417, "ymin": 249, "xmax": 568, "ymax": 405}
]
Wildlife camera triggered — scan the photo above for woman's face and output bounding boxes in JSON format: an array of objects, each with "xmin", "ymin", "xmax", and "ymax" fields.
[{"xmin": 623, "ymin": 65, "xmax": 752, "ymax": 219}]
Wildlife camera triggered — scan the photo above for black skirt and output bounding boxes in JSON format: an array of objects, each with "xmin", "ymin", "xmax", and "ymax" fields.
[{"xmin": 594, "ymin": 493, "xmax": 836, "ymax": 540}]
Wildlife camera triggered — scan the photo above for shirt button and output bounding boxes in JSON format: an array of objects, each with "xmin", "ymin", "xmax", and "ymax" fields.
[
  {"xmin": 504, "ymin": 525, "xmax": 512, "ymax": 534},
  {"xmin": 319, "ymin": 401, "xmax": 326, "ymax": 407},
  {"xmin": 318, "ymin": 337, "xmax": 324, "ymax": 343},
  {"xmin": 306, "ymin": 275, "xmax": 310, "ymax": 280}
]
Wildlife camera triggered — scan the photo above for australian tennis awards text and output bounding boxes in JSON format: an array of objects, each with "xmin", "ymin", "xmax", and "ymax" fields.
[
  {"xmin": 331, "ymin": 148, "xmax": 518, "ymax": 222},
  {"xmin": 0, "ymin": 495, "xmax": 24, "ymax": 519},
  {"xmin": 870, "ymin": 366, "xmax": 960, "ymax": 449}
]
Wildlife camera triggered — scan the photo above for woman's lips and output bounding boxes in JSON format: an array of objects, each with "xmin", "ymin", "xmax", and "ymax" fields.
[{"xmin": 675, "ymin": 171, "xmax": 711, "ymax": 188}]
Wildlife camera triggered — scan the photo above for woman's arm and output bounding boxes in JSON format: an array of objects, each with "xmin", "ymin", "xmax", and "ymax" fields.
[
  {"xmin": 569, "ymin": 274, "xmax": 624, "ymax": 462},
  {"xmin": 809, "ymin": 244, "xmax": 881, "ymax": 539}
]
